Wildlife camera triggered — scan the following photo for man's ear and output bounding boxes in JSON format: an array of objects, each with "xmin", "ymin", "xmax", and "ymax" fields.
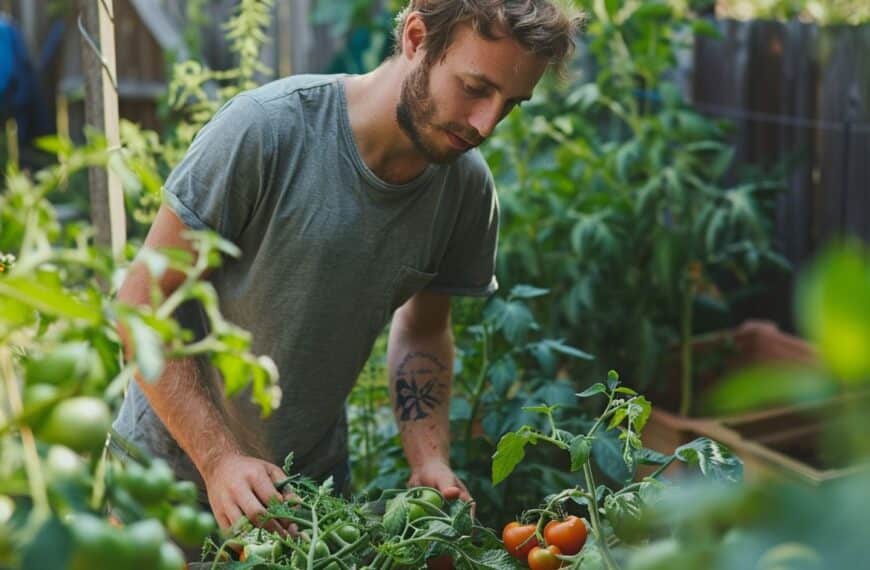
[{"xmin": 401, "ymin": 11, "xmax": 427, "ymax": 60}]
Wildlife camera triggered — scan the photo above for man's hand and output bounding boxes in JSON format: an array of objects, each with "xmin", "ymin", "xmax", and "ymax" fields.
[
  {"xmin": 408, "ymin": 458, "xmax": 473, "ymax": 504},
  {"xmin": 203, "ymin": 453, "xmax": 297, "ymax": 536}
]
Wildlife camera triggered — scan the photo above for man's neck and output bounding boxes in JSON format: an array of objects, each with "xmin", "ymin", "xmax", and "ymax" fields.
[{"xmin": 343, "ymin": 62, "xmax": 431, "ymax": 185}]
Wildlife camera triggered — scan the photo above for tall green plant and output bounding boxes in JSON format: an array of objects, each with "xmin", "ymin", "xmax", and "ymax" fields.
[
  {"xmin": 484, "ymin": 1, "xmax": 787, "ymax": 415},
  {"xmin": 122, "ymin": 0, "xmax": 276, "ymax": 230}
]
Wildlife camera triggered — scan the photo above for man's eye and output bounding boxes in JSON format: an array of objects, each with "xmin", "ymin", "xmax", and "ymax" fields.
[{"xmin": 463, "ymin": 83, "xmax": 487, "ymax": 97}]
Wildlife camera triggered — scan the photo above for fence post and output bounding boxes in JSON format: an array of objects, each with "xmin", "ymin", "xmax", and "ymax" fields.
[{"xmin": 78, "ymin": 0, "xmax": 126, "ymax": 260}]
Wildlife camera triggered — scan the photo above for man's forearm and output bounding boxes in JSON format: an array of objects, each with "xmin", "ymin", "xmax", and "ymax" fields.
[
  {"xmin": 118, "ymin": 260, "xmax": 241, "ymax": 481},
  {"xmin": 387, "ymin": 323, "xmax": 454, "ymax": 468},
  {"xmin": 134, "ymin": 357, "xmax": 241, "ymax": 480}
]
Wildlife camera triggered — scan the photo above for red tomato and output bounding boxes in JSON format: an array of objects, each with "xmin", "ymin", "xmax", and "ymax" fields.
[
  {"xmin": 527, "ymin": 545, "xmax": 563, "ymax": 570},
  {"xmin": 543, "ymin": 516, "xmax": 588, "ymax": 555},
  {"xmin": 502, "ymin": 521, "xmax": 539, "ymax": 560}
]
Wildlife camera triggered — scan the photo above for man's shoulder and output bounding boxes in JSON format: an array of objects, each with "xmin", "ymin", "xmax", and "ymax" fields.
[
  {"xmin": 241, "ymin": 74, "xmax": 344, "ymax": 109},
  {"xmin": 451, "ymin": 148, "xmax": 495, "ymax": 193}
]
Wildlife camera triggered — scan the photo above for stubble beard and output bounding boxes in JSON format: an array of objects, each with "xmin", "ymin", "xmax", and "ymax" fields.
[{"xmin": 396, "ymin": 62, "xmax": 465, "ymax": 165}]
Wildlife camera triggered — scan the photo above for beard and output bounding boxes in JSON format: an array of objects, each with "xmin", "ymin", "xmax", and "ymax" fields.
[{"xmin": 396, "ymin": 62, "xmax": 472, "ymax": 164}]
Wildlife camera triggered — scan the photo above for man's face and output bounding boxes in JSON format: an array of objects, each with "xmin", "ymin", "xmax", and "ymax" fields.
[{"xmin": 396, "ymin": 23, "xmax": 549, "ymax": 164}]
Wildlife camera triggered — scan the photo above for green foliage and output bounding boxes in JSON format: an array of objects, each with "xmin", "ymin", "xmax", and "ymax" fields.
[
  {"xmin": 121, "ymin": 0, "xmax": 276, "ymax": 231},
  {"xmin": 718, "ymin": 0, "xmax": 870, "ymax": 24},
  {"xmin": 484, "ymin": 1, "xmax": 787, "ymax": 411},
  {"xmin": 314, "ymin": 0, "xmax": 402, "ymax": 73},
  {"xmin": 491, "ymin": 372, "xmax": 743, "ymax": 569},
  {"xmin": 202, "ymin": 475, "xmax": 510, "ymax": 568},
  {"xmin": 350, "ymin": 288, "xmax": 594, "ymax": 527},
  {"xmin": 0, "ymin": 129, "xmax": 279, "ymax": 568},
  {"xmin": 620, "ymin": 241, "xmax": 870, "ymax": 569}
]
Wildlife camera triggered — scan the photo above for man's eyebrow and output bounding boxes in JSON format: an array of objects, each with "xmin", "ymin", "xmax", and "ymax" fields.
[{"xmin": 464, "ymin": 71, "xmax": 533, "ymax": 102}]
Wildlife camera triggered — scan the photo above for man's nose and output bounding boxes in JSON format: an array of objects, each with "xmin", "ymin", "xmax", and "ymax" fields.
[{"xmin": 468, "ymin": 100, "xmax": 502, "ymax": 140}]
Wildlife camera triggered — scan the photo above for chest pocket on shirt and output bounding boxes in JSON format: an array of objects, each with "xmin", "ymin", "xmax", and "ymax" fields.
[{"xmin": 382, "ymin": 265, "xmax": 436, "ymax": 324}]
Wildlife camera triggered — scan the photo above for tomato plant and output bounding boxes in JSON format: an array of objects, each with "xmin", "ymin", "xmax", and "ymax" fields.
[
  {"xmin": 201, "ymin": 462, "xmax": 512, "ymax": 568},
  {"xmin": 492, "ymin": 371, "xmax": 744, "ymax": 570},
  {"xmin": 0, "ymin": 123, "xmax": 280, "ymax": 570}
]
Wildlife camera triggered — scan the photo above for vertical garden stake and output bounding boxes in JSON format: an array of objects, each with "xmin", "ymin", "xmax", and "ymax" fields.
[{"xmin": 79, "ymin": 0, "xmax": 126, "ymax": 260}]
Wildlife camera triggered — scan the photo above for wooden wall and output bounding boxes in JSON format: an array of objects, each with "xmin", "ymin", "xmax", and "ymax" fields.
[{"xmin": 692, "ymin": 19, "xmax": 870, "ymax": 328}]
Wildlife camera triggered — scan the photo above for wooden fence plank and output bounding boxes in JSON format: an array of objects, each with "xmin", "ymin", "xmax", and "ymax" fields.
[{"xmin": 691, "ymin": 19, "xmax": 870, "ymax": 329}]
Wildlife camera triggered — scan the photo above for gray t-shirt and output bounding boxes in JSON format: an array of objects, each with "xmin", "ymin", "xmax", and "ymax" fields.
[{"xmin": 114, "ymin": 74, "xmax": 499, "ymax": 487}]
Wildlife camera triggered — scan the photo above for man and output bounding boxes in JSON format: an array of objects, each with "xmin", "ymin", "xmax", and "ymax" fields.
[{"xmin": 114, "ymin": 0, "xmax": 581, "ymax": 535}]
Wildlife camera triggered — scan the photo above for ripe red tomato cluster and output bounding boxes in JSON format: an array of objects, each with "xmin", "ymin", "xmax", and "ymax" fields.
[{"xmin": 502, "ymin": 516, "xmax": 588, "ymax": 569}]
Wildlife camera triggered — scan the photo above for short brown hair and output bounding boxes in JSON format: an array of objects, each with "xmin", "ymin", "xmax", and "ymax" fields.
[{"xmin": 393, "ymin": 1, "xmax": 584, "ymax": 76}]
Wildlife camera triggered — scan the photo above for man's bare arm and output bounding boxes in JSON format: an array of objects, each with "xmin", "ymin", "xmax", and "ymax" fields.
[
  {"xmin": 118, "ymin": 204, "xmax": 289, "ymax": 531},
  {"xmin": 388, "ymin": 290, "xmax": 471, "ymax": 502}
]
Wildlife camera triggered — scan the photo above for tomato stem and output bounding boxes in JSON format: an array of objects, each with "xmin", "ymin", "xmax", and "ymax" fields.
[
  {"xmin": 464, "ymin": 325, "xmax": 490, "ymax": 451},
  {"xmin": 582, "ymin": 462, "xmax": 620, "ymax": 570}
]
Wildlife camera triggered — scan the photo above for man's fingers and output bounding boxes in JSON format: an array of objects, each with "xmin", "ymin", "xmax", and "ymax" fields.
[
  {"xmin": 222, "ymin": 503, "xmax": 246, "ymax": 531},
  {"xmin": 266, "ymin": 465, "xmax": 300, "ymax": 503},
  {"xmin": 238, "ymin": 493, "xmax": 286, "ymax": 537},
  {"xmin": 251, "ymin": 470, "xmax": 283, "ymax": 508},
  {"xmin": 440, "ymin": 485, "xmax": 462, "ymax": 501}
]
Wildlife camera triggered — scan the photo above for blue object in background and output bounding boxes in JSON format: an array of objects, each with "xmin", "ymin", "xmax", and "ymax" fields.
[{"xmin": 0, "ymin": 15, "xmax": 52, "ymax": 145}]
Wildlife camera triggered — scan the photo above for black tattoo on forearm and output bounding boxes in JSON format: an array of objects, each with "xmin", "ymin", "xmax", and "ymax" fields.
[{"xmin": 394, "ymin": 352, "xmax": 448, "ymax": 422}]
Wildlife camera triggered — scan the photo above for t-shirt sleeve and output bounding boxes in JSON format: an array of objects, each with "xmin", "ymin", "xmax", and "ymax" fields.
[
  {"xmin": 162, "ymin": 95, "xmax": 276, "ymax": 242},
  {"xmin": 426, "ymin": 171, "xmax": 500, "ymax": 297}
]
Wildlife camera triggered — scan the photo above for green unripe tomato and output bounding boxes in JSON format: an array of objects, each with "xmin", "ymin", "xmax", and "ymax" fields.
[
  {"xmin": 25, "ymin": 343, "xmax": 89, "ymax": 385},
  {"xmin": 125, "ymin": 519, "xmax": 166, "ymax": 570},
  {"xmin": 414, "ymin": 488, "xmax": 444, "ymax": 509},
  {"xmin": 124, "ymin": 459, "xmax": 174, "ymax": 505},
  {"xmin": 243, "ymin": 541, "xmax": 281, "ymax": 562},
  {"xmin": 36, "ymin": 397, "xmax": 111, "ymax": 453},
  {"xmin": 22, "ymin": 383, "xmax": 60, "ymax": 428},
  {"xmin": 45, "ymin": 445, "xmax": 85, "ymax": 480},
  {"xmin": 157, "ymin": 542, "xmax": 186, "ymax": 570},
  {"xmin": 68, "ymin": 514, "xmax": 131, "ymax": 570},
  {"xmin": 313, "ymin": 539, "xmax": 330, "ymax": 558},
  {"xmin": 335, "ymin": 524, "xmax": 361, "ymax": 543},
  {"xmin": 166, "ymin": 504, "xmax": 204, "ymax": 547},
  {"xmin": 167, "ymin": 480, "xmax": 199, "ymax": 504}
]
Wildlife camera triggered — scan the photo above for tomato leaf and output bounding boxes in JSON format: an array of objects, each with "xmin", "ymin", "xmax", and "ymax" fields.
[
  {"xmin": 539, "ymin": 338, "xmax": 594, "ymax": 360},
  {"xmin": 383, "ymin": 496, "xmax": 410, "ymax": 535},
  {"xmin": 569, "ymin": 435, "xmax": 592, "ymax": 471},
  {"xmin": 486, "ymin": 298, "xmax": 537, "ymax": 345},
  {"xmin": 471, "ymin": 548, "xmax": 517, "ymax": 569},
  {"xmin": 282, "ymin": 452, "xmax": 295, "ymax": 475},
  {"xmin": 20, "ymin": 516, "xmax": 73, "ymax": 569},
  {"xmin": 0, "ymin": 277, "xmax": 100, "ymax": 324},
  {"xmin": 577, "ymin": 383, "xmax": 606, "ymax": 398},
  {"xmin": 492, "ymin": 430, "xmax": 534, "ymax": 485},
  {"xmin": 627, "ymin": 396, "xmax": 652, "ymax": 432},
  {"xmin": 127, "ymin": 315, "xmax": 165, "ymax": 381},
  {"xmin": 636, "ymin": 448, "xmax": 671, "ymax": 465},
  {"xmin": 509, "ymin": 284, "xmax": 550, "ymax": 299},
  {"xmin": 674, "ymin": 438, "xmax": 743, "ymax": 483},
  {"xmin": 447, "ymin": 499, "xmax": 474, "ymax": 535},
  {"xmin": 593, "ymin": 429, "xmax": 633, "ymax": 484}
]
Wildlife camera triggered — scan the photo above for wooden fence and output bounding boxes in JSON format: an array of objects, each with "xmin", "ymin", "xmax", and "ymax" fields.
[{"xmin": 691, "ymin": 19, "xmax": 870, "ymax": 327}]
